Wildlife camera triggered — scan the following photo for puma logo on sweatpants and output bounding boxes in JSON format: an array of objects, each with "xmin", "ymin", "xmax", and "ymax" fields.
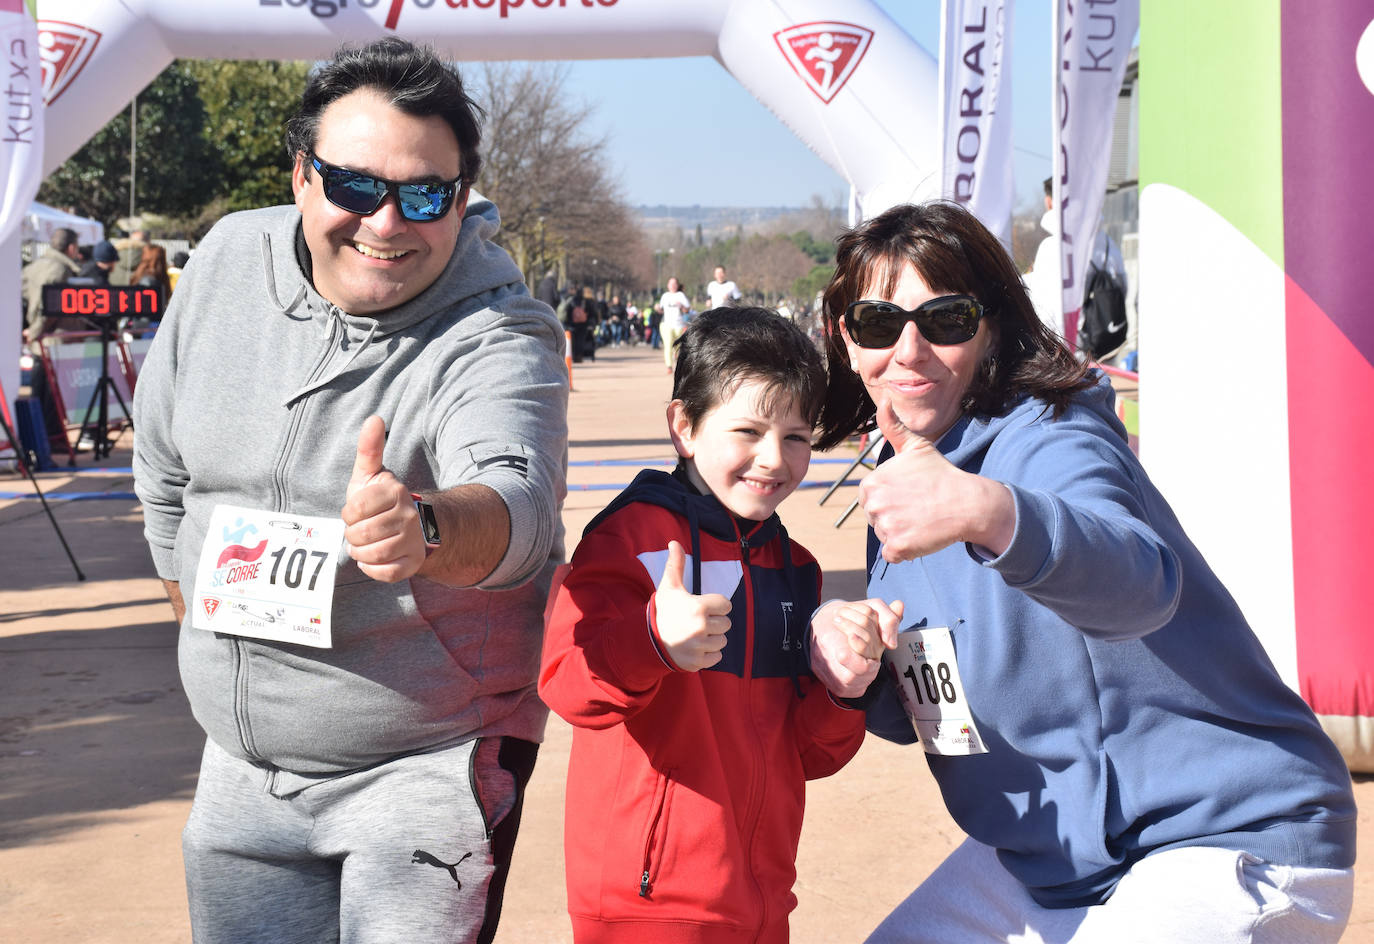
[{"xmin": 411, "ymin": 849, "xmax": 473, "ymax": 887}]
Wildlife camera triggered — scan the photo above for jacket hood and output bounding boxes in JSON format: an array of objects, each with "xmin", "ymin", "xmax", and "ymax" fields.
[
  {"xmin": 931, "ymin": 369, "xmax": 1125, "ymax": 467},
  {"xmin": 241, "ymin": 193, "xmax": 529, "ymax": 405},
  {"xmin": 585, "ymin": 467, "xmax": 781, "ymax": 549}
]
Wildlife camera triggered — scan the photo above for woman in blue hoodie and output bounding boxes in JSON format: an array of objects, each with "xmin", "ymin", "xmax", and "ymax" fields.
[{"xmin": 807, "ymin": 202, "xmax": 1356, "ymax": 943}]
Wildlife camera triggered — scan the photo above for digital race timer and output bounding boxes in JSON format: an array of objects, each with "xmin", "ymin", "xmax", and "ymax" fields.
[{"xmin": 41, "ymin": 284, "xmax": 163, "ymax": 320}]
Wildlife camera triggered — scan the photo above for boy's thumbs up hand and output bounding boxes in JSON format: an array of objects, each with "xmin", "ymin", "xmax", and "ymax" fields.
[
  {"xmin": 657, "ymin": 539, "xmax": 689, "ymax": 593},
  {"xmin": 654, "ymin": 540, "xmax": 732, "ymax": 672},
  {"xmin": 341, "ymin": 415, "xmax": 426, "ymax": 583}
]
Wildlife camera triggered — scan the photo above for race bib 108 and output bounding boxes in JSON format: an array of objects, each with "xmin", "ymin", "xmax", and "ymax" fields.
[{"xmin": 887, "ymin": 625, "xmax": 988, "ymax": 756}]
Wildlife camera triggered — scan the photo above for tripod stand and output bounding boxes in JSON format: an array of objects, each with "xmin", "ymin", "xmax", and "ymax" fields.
[
  {"xmin": 0, "ymin": 380, "xmax": 85, "ymax": 580},
  {"xmin": 77, "ymin": 317, "xmax": 133, "ymax": 461},
  {"xmin": 816, "ymin": 431, "xmax": 886, "ymax": 527}
]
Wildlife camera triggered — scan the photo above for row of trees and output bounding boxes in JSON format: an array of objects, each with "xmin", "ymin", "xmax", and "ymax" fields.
[
  {"xmin": 646, "ymin": 229, "xmax": 836, "ymax": 308},
  {"xmin": 37, "ymin": 58, "xmax": 851, "ymax": 303},
  {"xmin": 37, "ymin": 59, "xmax": 650, "ymax": 281},
  {"xmin": 469, "ymin": 63, "xmax": 649, "ymax": 294},
  {"xmin": 39, "ymin": 60, "xmax": 308, "ymax": 236}
]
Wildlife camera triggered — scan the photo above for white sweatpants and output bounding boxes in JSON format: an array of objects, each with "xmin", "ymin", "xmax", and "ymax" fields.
[{"xmin": 866, "ymin": 838, "xmax": 1353, "ymax": 944}]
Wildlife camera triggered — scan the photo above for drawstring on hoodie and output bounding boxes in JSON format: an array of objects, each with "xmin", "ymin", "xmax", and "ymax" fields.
[
  {"xmin": 686, "ymin": 499, "xmax": 703, "ymax": 595},
  {"xmin": 260, "ymin": 231, "xmax": 307, "ymax": 315},
  {"xmin": 258, "ymin": 231, "xmax": 384, "ymax": 407},
  {"xmin": 282, "ymin": 315, "xmax": 379, "ymax": 407},
  {"xmin": 777, "ymin": 526, "xmax": 805, "ymax": 699}
]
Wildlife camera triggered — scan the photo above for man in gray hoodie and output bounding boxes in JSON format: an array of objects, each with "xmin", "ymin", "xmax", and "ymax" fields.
[{"xmin": 132, "ymin": 38, "xmax": 568, "ymax": 944}]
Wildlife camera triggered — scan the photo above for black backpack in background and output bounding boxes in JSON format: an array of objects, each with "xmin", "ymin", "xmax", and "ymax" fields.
[{"xmin": 1078, "ymin": 263, "xmax": 1128, "ymax": 360}]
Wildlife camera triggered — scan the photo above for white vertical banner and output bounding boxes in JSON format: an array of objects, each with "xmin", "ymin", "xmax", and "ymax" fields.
[
  {"xmin": 939, "ymin": 0, "xmax": 1015, "ymax": 246},
  {"xmin": 1, "ymin": 0, "xmax": 44, "ymax": 413},
  {"xmin": 1052, "ymin": 0, "xmax": 1137, "ymax": 346}
]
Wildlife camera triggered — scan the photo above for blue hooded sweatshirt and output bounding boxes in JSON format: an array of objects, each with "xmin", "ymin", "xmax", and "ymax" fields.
[{"xmin": 863, "ymin": 373, "xmax": 1355, "ymax": 908}]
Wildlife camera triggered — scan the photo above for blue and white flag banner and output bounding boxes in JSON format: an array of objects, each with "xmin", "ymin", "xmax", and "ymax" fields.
[
  {"xmin": 1052, "ymin": 0, "xmax": 1138, "ymax": 333},
  {"xmin": 939, "ymin": 0, "xmax": 1015, "ymax": 245},
  {"xmin": 1, "ymin": 0, "xmax": 43, "ymax": 410}
]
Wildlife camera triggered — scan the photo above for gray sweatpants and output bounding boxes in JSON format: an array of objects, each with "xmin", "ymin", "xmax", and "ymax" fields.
[{"xmin": 182, "ymin": 736, "xmax": 538, "ymax": 944}]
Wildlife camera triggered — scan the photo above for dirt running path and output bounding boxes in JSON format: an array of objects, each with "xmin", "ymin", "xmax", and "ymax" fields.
[{"xmin": 1, "ymin": 343, "xmax": 1368, "ymax": 942}]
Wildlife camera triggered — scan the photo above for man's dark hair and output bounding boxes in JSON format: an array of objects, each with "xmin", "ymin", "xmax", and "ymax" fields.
[
  {"xmin": 1043, "ymin": 176, "xmax": 1053, "ymax": 197},
  {"xmin": 48, "ymin": 227, "xmax": 77, "ymax": 252},
  {"xmin": 672, "ymin": 307, "xmax": 827, "ymax": 433},
  {"xmin": 813, "ymin": 201, "xmax": 1092, "ymax": 451},
  {"xmin": 285, "ymin": 37, "xmax": 484, "ymax": 185}
]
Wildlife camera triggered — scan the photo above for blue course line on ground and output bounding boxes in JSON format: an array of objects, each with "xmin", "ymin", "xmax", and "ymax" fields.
[
  {"xmin": 9, "ymin": 467, "xmax": 135, "ymax": 477},
  {"xmin": 0, "ymin": 491, "xmax": 140, "ymax": 501},
  {"xmin": 569, "ymin": 480, "xmax": 846, "ymax": 492},
  {"xmin": 25, "ymin": 462, "xmax": 856, "ymax": 476},
  {"xmin": 569, "ymin": 458, "xmax": 859, "ymax": 467},
  {"xmin": 6, "ymin": 482, "xmax": 857, "ymax": 500}
]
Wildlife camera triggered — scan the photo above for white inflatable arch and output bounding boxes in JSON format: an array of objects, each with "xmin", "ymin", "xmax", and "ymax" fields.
[{"xmin": 34, "ymin": 0, "xmax": 940, "ymax": 217}]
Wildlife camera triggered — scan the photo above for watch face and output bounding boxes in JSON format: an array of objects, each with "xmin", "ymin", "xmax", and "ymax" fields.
[{"xmin": 416, "ymin": 501, "xmax": 441, "ymax": 546}]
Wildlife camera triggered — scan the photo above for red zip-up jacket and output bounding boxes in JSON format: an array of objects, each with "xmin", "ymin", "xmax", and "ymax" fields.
[{"xmin": 540, "ymin": 469, "xmax": 865, "ymax": 943}]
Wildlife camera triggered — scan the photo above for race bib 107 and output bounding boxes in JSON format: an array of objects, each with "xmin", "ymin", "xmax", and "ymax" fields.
[{"xmin": 191, "ymin": 504, "xmax": 346, "ymax": 649}]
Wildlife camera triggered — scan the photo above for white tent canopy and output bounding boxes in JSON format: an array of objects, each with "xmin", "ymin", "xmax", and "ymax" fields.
[{"xmin": 23, "ymin": 201, "xmax": 104, "ymax": 247}]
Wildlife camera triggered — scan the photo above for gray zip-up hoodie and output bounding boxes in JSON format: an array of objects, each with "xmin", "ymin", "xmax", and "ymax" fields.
[{"xmin": 133, "ymin": 197, "xmax": 568, "ymax": 774}]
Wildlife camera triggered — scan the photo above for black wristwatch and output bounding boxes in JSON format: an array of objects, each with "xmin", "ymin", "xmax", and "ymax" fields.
[{"xmin": 411, "ymin": 493, "xmax": 441, "ymax": 550}]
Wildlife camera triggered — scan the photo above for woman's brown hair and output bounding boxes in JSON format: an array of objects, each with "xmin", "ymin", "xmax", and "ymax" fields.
[{"xmin": 813, "ymin": 201, "xmax": 1092, "ymax": 451}]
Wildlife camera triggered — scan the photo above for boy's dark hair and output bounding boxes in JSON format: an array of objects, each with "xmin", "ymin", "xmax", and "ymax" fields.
[
  {"xmin": 285, "ymin": 37, "xmax": 484, "ymax": 185},
  {"xmin": 672, "ymin": 307, "xmax": 827, "ymax": 433}
]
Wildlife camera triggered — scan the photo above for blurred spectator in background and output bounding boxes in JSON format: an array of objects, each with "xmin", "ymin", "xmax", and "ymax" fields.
[
  {"xmin": 74, "ymin": 239, "xmax": 119, "ymax": 286},
  {"xmin": 705, "ymin": 265, "xmax": 742, "ymax": 309},
  {"xmin": 168, "ymin": 250, "xmax": 190, "ymax": 294},
  {"xmin": 132, "ymin": 244, "xmax": 173, "ymax": 303},
  {"xmin": 112, "ymin": 227, "xmax": 148, "ymax": 286},
  {"xmin": 21, "ymin": 227, "xmax": 80, "ymax": 342},
  {"xmin": 536, "ymin": 268, "xmax": 559, "ymax": 311}
]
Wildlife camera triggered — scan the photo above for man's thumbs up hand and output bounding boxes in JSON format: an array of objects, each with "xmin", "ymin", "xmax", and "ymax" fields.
[
  {"xmin": 342, "ymin": 415, "xmax": 426, "ymax": 583},
  {"xmin": 347, "ymin": 414, "xmax": 388, "ymax": 499},
  {"xmin": 654, "ymin": 540, "xmax": 732, "ymax": 672}
]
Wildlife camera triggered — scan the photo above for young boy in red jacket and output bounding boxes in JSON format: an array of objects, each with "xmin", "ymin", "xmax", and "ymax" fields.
[{"xmin": 541, "ymin": 307, "xmax": 901, "ymax": 943}]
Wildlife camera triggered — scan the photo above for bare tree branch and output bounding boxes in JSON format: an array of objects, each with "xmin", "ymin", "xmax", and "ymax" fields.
[{"xmin": 471, "ymin": 62, "xmax": 648, "ymax": 292}]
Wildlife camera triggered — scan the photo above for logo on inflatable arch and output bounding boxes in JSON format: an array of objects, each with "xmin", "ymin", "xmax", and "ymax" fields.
[
  {"xmin": 35, "ymin": 20, "xmax": 101, "ymax": 106},
  {"xmin": 773, "ymin": 21, "xmax": 873, "ymax": 105}
]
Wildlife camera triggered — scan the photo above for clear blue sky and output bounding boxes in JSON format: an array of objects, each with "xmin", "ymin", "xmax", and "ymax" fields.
[{"xmin": 548, "ymin": 1, "xmax": 1053, "ymax": 210}]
